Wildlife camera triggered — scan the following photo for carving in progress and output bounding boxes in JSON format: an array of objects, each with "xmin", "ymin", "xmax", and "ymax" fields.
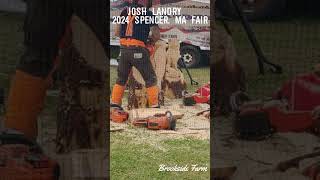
[
  {"xmin": 163, "ymin": 38, "xmax": 187, "ymax": 99},
  {"xmin": 128, "ymin": 38, "xmax": 186, "ymax": 109}
]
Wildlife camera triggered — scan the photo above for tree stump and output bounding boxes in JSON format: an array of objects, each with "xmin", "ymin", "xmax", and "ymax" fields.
[
  {"xmin": 162, "ymin": 38, "xmax": 187, "ymax": 99},
  {"xmin": 55, "ymin": 15, "xmax": 107, "ymax": 179}
]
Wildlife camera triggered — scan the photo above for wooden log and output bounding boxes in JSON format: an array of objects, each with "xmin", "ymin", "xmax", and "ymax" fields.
[
  {"xmin": 128, "ymin": 108, "xmax": 184, "ymax": 121},
  {"xmin": 127, "ymin": 76, "xmax": 148, "ymax": 110},
  {"xmin": 55, "ymin": 15, "xmax": 108, "ymax": 179}
]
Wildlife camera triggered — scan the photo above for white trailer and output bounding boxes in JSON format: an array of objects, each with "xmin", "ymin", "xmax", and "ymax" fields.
[{"xmin": 110, "ymin": 0, "xmax": 210, "ymax": 68}]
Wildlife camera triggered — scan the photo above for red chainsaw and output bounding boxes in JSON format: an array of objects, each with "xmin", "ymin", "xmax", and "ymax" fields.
[
  {"xmin": 132, "ymin": 111, "xmax": 176, "ymax": 130},
  {"xmin": 110, "ymin": 104, "xmax": 129, "ymax": 123},
  {"xmin": 0, "ymin": 130, "xmax": 60, "ymax": 180}
]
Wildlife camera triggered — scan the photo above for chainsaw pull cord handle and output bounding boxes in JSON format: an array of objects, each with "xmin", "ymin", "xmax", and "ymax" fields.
[
  {"xmin": 165, "ymin": 111, "xmax": 176, "ymax": 130},
  {"xmin": 165, "ymin": 111, "xmax": 173, "ymax": 120}
]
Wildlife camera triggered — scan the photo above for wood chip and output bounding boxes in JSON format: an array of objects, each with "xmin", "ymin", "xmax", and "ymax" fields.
[
  {"xmin": 110, "ymin": 128, "xmax": 125, "ymax": 132},
  {"xmin": 189, "ymin": 127, "xmax": 209, "ymax": 130}
]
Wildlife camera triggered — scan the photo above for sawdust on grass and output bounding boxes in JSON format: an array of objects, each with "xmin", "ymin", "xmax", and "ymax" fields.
[{"xmin": 111, "ymin": 98, "xmax": 210, "ymax": 144}]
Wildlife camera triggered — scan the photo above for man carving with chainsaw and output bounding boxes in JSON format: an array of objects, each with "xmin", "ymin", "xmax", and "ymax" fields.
[
  {"xmin": 111, "ymin": 0, "xmax": 161, "ymax": 109},
  {"xmin": 4, "ymin": 0, "xmax": 106, "ymax": 141}
]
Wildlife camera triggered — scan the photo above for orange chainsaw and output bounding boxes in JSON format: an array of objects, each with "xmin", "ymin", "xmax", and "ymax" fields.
[
  {"xmin": 132, "ymin": 111, "xmax": 176, "ymax": 130},
  {"xmin": 110, "ymin": 104, "xmax": 129, "ymax": 123},
  {"xmin": 0, "ymin": 130, "xmax": 60, "ymax": 180}
]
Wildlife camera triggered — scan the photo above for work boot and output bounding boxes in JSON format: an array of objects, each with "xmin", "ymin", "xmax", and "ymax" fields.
[
  {"xmin": 5, "ymin": 70, "xmax": 47, "ymax": 140},
  {"xmin": 111, "ymin": 84, "xmax": 125, "ymax": 106},
  {"xmin": 146, "ymin": 85, "xmax": 159, "ymax": 108}
]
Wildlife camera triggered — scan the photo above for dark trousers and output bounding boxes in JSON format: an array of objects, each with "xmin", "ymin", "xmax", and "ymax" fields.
[
  {"xmin": 18, "ymin": 0, "xmax": 106, "ymax": 78},
  {"xmin": 117, "ymin": 46, "xmax": 157, "ymax": 88}
]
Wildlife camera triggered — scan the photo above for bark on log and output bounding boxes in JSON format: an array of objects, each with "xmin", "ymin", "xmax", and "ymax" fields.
[
  {"xmin": 55, "ymin": 16, "xmax": 107, "ymax": 179},
  {"xmin": 127, "ymin": 76, "xmax": 148, "ymax": 110}
]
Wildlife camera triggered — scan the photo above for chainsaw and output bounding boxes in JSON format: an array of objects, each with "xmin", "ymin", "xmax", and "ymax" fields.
[
  {"xmin": 132, "ymin": 111, "xmax": 176, "ymax": 130},
  {"xmin": 0, "ymin": 130, "xmax": 60, "ymax": 180},
  {"xmin": 110, "ymin": 104, "xmax": 129, "ymax": 123}
]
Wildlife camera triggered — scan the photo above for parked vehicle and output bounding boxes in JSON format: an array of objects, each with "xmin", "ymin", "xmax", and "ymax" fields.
[{"xmin": 110, "ymin": 0, "xmax": 210, "ymax": 68}]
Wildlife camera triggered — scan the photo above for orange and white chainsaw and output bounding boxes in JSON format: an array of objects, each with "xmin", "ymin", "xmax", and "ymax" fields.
[
  {"xmin": 132, "ymin": 111, "xmax": 176, "ymax": 130},
  {"xmin": 110, "ymin": 104, "xmax": 129, "ymax": 123}
]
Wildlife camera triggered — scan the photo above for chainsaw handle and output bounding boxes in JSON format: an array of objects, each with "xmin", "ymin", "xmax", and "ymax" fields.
[
  {"xmin": 165, "ymin": 111, "xmax": 173, "ymax": 119},
  {"xmin": 165, "ymin": 111, "xmax": 176, "ymax": 130}
]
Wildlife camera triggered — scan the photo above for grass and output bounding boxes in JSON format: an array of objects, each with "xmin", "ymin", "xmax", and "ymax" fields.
[{"xmin": 111, "ymin": 133, "xmax": 210, "ymax": 180}]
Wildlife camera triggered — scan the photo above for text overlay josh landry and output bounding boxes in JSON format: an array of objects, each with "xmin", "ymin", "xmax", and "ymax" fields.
[{"xmin": 112, "ymin": 7, "xmax": 209, "ymax": 25}]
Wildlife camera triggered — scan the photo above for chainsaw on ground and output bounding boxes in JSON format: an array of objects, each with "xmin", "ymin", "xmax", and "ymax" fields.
[
  {"xmin": 0, "ymin": 130, "xmax": 60, "ymax": 180},
  {"xmin": 110, "ymin": 104, "xmax": 129, "ymax": 123},
  {"xmin": 132, "ymin": 111, "xmax": 176, "ymax": 130}
]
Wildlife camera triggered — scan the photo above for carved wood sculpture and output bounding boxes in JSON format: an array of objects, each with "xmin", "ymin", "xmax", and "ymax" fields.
[
  {"xmin": 127, "ymin": 40, "xmax": 168, "ymax": 109},
  {"xmin": 54, "ymin": 15, "xmax": 107, "ymax": 179},
  {"xmin": 127, "ymin": 38, "xmax": 187, "ymax": 109},
  {"xmin": 162, "ymin": 38, "xmax": 187, "ymax": 99},
  {"xmin": 56, "ymin": 15, "xmax": 106, "ymax": 153},
  {"xmin": 212, "ymin": 29, "xmax": 246, "ymax": 114}
]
